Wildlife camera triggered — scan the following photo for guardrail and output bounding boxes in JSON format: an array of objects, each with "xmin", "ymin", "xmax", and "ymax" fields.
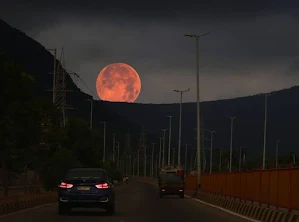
[
  {"xmin": 0, "ymin": 185, "xmax": 44, "ymax": 198},
  {"xmin": 200, "ymin": 164, "xmax": 299, "ymax": 213}
]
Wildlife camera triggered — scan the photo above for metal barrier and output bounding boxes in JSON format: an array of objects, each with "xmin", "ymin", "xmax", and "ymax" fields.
[
  {"xmin": 0, "ymin": 185, "xmax": 44, "ymax": 198},
  {"xmin": 187, "ymin": 164, "xmax": 299, "ymax": 213}
]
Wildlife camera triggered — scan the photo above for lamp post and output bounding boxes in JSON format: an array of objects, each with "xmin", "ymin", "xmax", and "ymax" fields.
[
  {"xmin": 112, "ymin": 133, "xmax": 116, "ymax": 163},
  {"xmin": 229, "ymin": 117, "xmax": 236, "ymax": 172},
  {"xmin": 166, "ymin": 115, "xmax": 173, "ymax": 165},
  {"xmin": 262, "ymin": 94, "xmax": 270, "ymax": 169},
  {"xmin": 184, "ymin": 144, "xmax": 188, "ymax": 171},
  {"xmin": 209, "ymin": 131, "xmax": 215, "ymax": 174},
  {"xmin": 161, "ymin": 129, "xmax": 167, "ymax": 166},
  {"xmin": 174, "ymin": 88, "xmax": 190, "ymax": 165},
  {"xmin": 276, "ymin": 140, "xmax": 280, "ymax": 169},
  {"xmin": 101, "ymin": 121, "xmax": 106, "ymax": 163},
  {"xmin": 184, "ymin": 32, "xmax": 210, "ymax": 190},
  {"xmin": 159, "ymin": 137, "xmax": 162, "ymax": 167}
]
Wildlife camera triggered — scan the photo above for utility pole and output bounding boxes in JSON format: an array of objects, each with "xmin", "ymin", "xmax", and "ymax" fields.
[
  {"xmin": 276, "ymin": 140, "xmax": 279, "ymax": 169},
  {"xmin": 151, "ymin": 143, "xmax": 155, "ymax": 177},
  {"xmin": 229, "ymin": 117, "xmax": 236, "ymax": 172},
  {"xmin": 219, "ymin": 150, "xmax": 222, "ymax": 172},
  {"xmin": 159, "ymin": 137, "xmax": 162, "ymax": 167},
  {"xmin": 161, "ymin": 129, "xmax": 167, "ymax": 166},
  {"xmin": 239, "ymin": 146, "xmax": 243, "ymax": 172},
  {"xmin": 184, "ymin": 33, "xmax": 210, "ymax": 191},
  {"xmin": 209, "ymin": 131, "xmax": 216, "ymax": 174},
  {"xmin": 155, "ymin": 154, "xmax": 158, "ymax": 176},
  {"xmin": 263, "ymin": 94, "xmax": 270, "ymax": 169},
  {"xmin": 101, "ymin": 121, "xmax": 106, "ymax": 164},
  {"xmin": 184, "ymin": 144, "xmax": 188, "ymax": 171},
  {"xmin": 117, "ymin": 141, "xmax": 120, "ymax": 169},
  {"xmin": 112, "ymin": 134, "xmax": 116, "ymax": 163},
  {"xmin": 167, "ymin": 115, "xmax": 173, "ymax": 165},
  {"xmin": 174, "ymin": 88, "xmax": 190, "ymax": 165},
  {"xmin": 86, "ymin": 99, "xmax": 93, "ymax": 130}
]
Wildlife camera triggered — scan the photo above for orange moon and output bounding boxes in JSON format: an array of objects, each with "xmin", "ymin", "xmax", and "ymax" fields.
[{"xmin": 96, "ymin": 63, "xmax": 141, "ymax": 103}]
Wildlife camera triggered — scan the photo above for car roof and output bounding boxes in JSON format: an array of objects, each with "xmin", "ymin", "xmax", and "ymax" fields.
[{"xmin": 68, "ymin": 168, "xmax": 107, "ymax": 172}]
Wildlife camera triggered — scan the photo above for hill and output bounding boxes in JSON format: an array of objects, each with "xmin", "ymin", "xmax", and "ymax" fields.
[{"xmin": 0, "ymin": 18, "xmax": 142, "ymax": 153}]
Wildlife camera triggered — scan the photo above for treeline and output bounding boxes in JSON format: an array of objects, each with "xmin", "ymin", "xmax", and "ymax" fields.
[{"xmin": 0, "ymin": 50, "xmax": 121, "ymax": 195}]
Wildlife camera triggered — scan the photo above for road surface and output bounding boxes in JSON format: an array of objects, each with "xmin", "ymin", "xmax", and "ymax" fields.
[{"xmin": 1, "ymin": 181, "xmax": 251, "ymax": 222}]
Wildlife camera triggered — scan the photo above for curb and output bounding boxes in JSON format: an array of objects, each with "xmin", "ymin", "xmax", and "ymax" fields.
[
  {"xmin": 135, "ymin": 177, "xmax": 299, "ymax": 222},
  {"xmin": 0, "ymin": 192, "xmax": 56, "ymax": 215},
  {"xmin": 196, "ymin": 192, "xmax": 299, "ymax": 222}
]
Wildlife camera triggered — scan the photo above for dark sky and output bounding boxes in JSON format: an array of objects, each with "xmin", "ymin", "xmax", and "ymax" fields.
[{"xmin": 1, "ymin": 0, "xmax": 299, "ymax": 103}]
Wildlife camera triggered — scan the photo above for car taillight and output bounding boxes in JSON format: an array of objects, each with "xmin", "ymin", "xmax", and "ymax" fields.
[
  {"xmin": 95, "ymin": 182, "xmax": 109, "ymax": 189},
  {"xmin": 59, "ymin": 182, "xmax": 73, "ymax": 189}
]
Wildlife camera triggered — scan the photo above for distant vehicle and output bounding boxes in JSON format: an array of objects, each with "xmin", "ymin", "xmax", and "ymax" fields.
[
  {"xmin": 58, "ymin": 168, "xmax": 115, "ymax": 215},
  {"xmin": 158, "ymin": 165, "xmax": 185, "ymax": 198}
]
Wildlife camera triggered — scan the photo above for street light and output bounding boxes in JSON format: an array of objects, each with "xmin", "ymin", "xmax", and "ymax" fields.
[
  {"xmin": 112, "ymin": 134, "xmax": 116, "ymax": 163},
  {"xmin": 239, "ymin": 146, "xmax": 244, "ymax": 172},
  {"xmin": 159, "ymin": 137, "xmax": 162, "ymax": 167},
  {"xmin": 151, "ymin": 143, "xmax": 155, "ymax": 177},
  {"xmin": 184, "ymin": 32, "xmax": 210, "ymax": 190},
  {"xmin": 276, "ymin": 140, "xmax": 280, "ymax": 168},
  {"xmin": 219, "ymin": 149, "xmax": 222, "ymax": 172},
  {"xmin": 166, "ymin": 115, "xmax": 173, "ymax": 165},
  {"xmin": 209, "ymin": 131, "xmax": 216, "ymax": 174},
  {"xmin": 262, "ymin": 94, "xmax": 270, "ymax": 169},
  {"xmin": 85, "ymin": 99, "xmax": 93, "ymax": 130},
  {"xmin": 229, "ymin": 117, "xmax": 236, "ymax": 172},
  {"xmin": 161, "ymin": 129, "xmax": 167, "ymax": 166},
  {"xmin": 116, "ymin": 141, "xmax": 120, "ymax": 169},
  {"xmin": 101, "ymin": 121, "xmax": 106, "ymax": 163},
  {"xmin": 184, "ymin": 144, "xmax": 189, "ymax": 171},
  {"xmin": 174, "ymin": 88, "xmax": 190, "ymax": 165}
]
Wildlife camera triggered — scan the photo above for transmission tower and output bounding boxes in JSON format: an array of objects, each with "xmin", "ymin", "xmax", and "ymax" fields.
[{"xmin": 48, "ymin": 48, "xmax": 75, "ymax": 127}]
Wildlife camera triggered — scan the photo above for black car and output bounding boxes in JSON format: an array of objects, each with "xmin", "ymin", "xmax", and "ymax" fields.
[{"xmin": 58, "ymin": 168, "xmax": 115, "ymax": 215}]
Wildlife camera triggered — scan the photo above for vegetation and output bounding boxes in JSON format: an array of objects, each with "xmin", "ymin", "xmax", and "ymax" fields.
[{"xmin": 0, "ymin": 50, "xmax": 122, "ymax": 195}]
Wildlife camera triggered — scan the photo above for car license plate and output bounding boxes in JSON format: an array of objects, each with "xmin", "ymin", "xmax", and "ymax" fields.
[{"xmin": 77, "ymin": 186, "xmax": 90, "ymax": 191}]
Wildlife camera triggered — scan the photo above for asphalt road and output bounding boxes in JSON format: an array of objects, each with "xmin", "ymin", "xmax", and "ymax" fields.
[{"xmin": 1, "ymin": 181, "xmax": 251, "ymax": 222}]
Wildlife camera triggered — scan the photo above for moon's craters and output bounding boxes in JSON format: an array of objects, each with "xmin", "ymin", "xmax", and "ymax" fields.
[{"xmin": 96, "ymin": 63, "xmax": 141, "ymax": 103}]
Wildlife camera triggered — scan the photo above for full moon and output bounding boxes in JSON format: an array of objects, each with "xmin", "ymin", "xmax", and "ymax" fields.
[{"xmin": 96, "ymin": 63, "xmax": 141, "ymax": 103}]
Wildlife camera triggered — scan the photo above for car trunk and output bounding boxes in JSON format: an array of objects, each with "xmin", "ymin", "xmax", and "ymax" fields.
[{"xmin": 65, "ymin": 179, "xmax": 107, "ymax": 194}]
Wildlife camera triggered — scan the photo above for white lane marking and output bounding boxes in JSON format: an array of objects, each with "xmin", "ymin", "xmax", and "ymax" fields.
[
  {"xmin": 142, "ymin": 181, "xmax": 261, "ymax": 222},
  {"xmin": 0, "ymin": 203, "xmax": 55, "ymax": 218},
  {"xmin": 184, "ymin": 195, "xmax": 261, "ymax": 222}
]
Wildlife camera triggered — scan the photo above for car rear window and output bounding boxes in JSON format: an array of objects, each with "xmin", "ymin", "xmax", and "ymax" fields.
[{"xmin": 65, "ymin": 169, "xmax": 106, "ymax": 180}]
